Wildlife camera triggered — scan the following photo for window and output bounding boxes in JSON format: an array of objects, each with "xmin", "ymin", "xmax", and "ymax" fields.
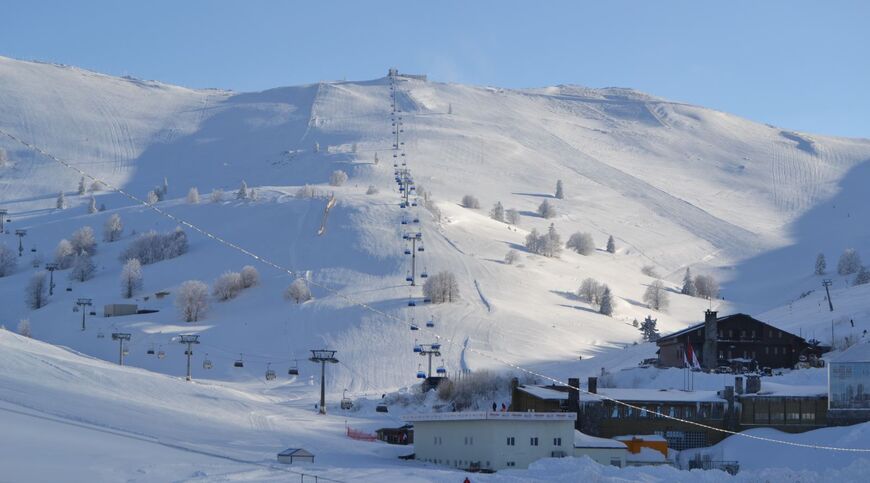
[
  {"xmin": 779, "ymin": 331, "xmax": 783, "ymax": 338},
  {"xmin": 610, "ymin": 457, "xmax": 622, "ymax": 467},
  {"xmin": 486, "ymin": 461, "xmax": 490, "ymax": 467},
  {"xmin": 530, "ymin": 437, "xmax": 539, "ymax": 446},
  {"xmin": 433, "ymin": 436, "xmax": 443, "ymax": 445},
  {"xmin": 741, "ymin": 330, "xmax": 746, "ymax": 338},
  {"xmin": 752, "ymin": 330, "xmax": 756, "ymax": 339},
  {"xmin": 640, "ymin": 405, "xmax": 648, "ymax": 417},
  {"xmin": 729, "ymin": 329, "xmax": 734, "ymax": 338},
  {"xmin": 506, "ymin": 436, "xmax": 515, "ymax": 446},
  {"xmin": 802, "ymin": 411, "xmax": 816, "ymax": 424},
  {"xmin": 506, "ymin": 461, "xmax": 516, "ymax": 467},
  {"xmin": 611, "ymin": 406, "xmax": 619, "ymax": 418},
  {"xmin": 684, "ymin": 405, "xmax": 695, "ymax": 419},
  {"xmin": 464, "ymin": 436, "xmax": 473, "ymax": 445},
  {"xmin": 765, "ymin": 346, "xmax": 770, "ymax": 355},
  {"xmin": 719, "ymin": 350, "xmax": 724, "ymax": 359},
  {"xmin": 554, "ymin": 437, "xmax": 562, "ymax": 446}
]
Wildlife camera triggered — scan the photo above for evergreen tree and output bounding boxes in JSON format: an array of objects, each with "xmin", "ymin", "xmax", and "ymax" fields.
[
  {"xmin": 606, "ymin": 235, "xmax": 616, "ymax": 254},
  {"xmin": 639, "ymin": 315, "xmax": 660, "ymax": 342},
  {"xmin": 77, "ymin": 177, "xmax": 86, "ymax": 195},
  {"xmin": 854, "ymin": 266, "xmax": 870, "ymax": 286},
  {"xmin": 537, "ymin": 199, "xmax": 556, "ymax": 219},
  {"xmin": 599, "ymin": 286, "xmax": 614, "ymax": 316},
  {"xmin": 681, "ymin": 268, "xmax": 697, "ymax": 296},
  {"xmin": 237, "ymin": 180, "xmax": 248, "ymax": 199},
  {"xmin": 162, "ymin": 177, "xmax": 169, "ymax": 197},
  {"xmin": 374, "ymin": 152, "xmax": 379, "ymax": 165},
  {"xmin": 815, "ymin": 253, "xmax": 827, "ymax": 275},
  {"xmin": 147, "ymin": 190, "xmax": 159, "ymax": 205},
  {"xmin": 555, "ymin": 179, "xmax": 564, "ymax": 199},
  {"xmin": 56, "ymin": 191, "xmax": 67, "ymax": 209},
  {"xmin": 490, "ymin": 202, "xmax": 505, "ymax": 222},
  {"xmin": 87, "ymin": 195, "xmax": 98, "ymax": 214}
]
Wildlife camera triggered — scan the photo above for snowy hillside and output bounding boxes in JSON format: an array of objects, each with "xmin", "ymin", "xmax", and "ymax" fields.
[{"xmin": 2, "ymin": 54, "xmax": 870, "ymax": 399}]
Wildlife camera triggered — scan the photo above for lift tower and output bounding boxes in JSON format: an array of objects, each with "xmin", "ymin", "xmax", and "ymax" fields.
[{"xmin": 309, "ymin": 349, "xmax": 339, "ymax": 415}]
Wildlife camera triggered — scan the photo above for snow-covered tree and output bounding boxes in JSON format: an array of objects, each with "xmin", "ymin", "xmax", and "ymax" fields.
[
  {"xmin": 504, "ymin": 249, "xmax": 519, "ymax": 265},
  {"xmin": 71, "ymin": 226, "xmax": 97, "ymax": 255},
  {"xmin": 147, "ymin": 190, "xmax": 159, "ymax": 205},
  {"xmin": 176, "ymin": 280, "xmax": 209, "ymax": 322},
  {"xmin": 505, "ymin": 208, "xmax": 520, "ymax": 225},
  {"xmin": 578, "ymin": 278, "xmax": 604, "ymax": 306},
  {"xmin": 490, "ymin": 202, "xmax": 505, "ymax": 222},
  {"xmin": 681, "ymin": 268, "xmax": 697, "ymax": 296},
  {"xmin": 102, "ymin": 214, "xmax": 123, "ymax": 243},
  {"xmin": 555, "ymin": 180, "xmax": 564, "ymax": 199},
  {"xmin": 639, "ymin": 315, "xmax": 659, "ymax": 342},
  {"xmin": 119, "ymin": 228, "xmax": 188, "ymax": 265},
  {"xmin": 240, "ymin": 265, "xmax": 259, "ymax": 288},
  {"xmin": 25, "ymin": 271, "xmax": 49, "ymax": 309},
  {"xmin": 524, "ymin": 228, "xmax": 542, "ymax": 255},
  {"xmin": 249, "ymin": 188, "xmax": 257, "ymax": 201},
  {"xmin": 285, "ymin": 278, "xmax": 312, "ymax": 304},
  {"xmin": 87, "ymin": 195, "xmax": 98, "ymax": 214},
  {"xmin": 187, "ymin": 187, "xmax": 200, "ymax": 204},
  {"xmin": 89, "ymin": 180, "xmax": 104, "ymax": 192},
  {"xmin": 838, "ymin": 248, "xmax": 862, "ymax": 276},
  {"xmin": 0, "ymin": 243, "xmax": 16, "ymax": 277},
  {"xmin": 77, "ymin": 177, "xmax": 87, "ymax": 195},
  {"xmin": 120, "ymin": 258, "xmax": 143, "ymax": 298},
  {"xmin": 537, "ymin": 199, "xmax": 556, "ymax": 219},
  {"xmin": 566, "ymin": 232, "xmax": 595, "ymax": 255},
  {"xmin": 606, "ymin": 235, "xmax": 616, "ymax": 254},
  {"xmin": 17, "ymin": 319, "xmax": 31, "ymax": 338},
  {"xmin": 56, "ymin": 191, "xmax": 67, "ymax": 210},
  {"xmin": 854, "ymin": 266, "xmax": 870, "ymax": 286},
  {"xmin": 0, "ymin": 148, "xmax": 8, "ymax": 168},
  {"xmin": 296, "ymin": 185, "xmax": 319, "ymax": 199},
  {"xmin": 69, "ymin": 251, "xmax": 96, "ymax": 282},
  {"xmin": 599, "ymin": 286, "xmax": 614, "ymax": 316},
  {"xmin": 423, "ymin": 271, "xmax": 460, "ymax": 304},
  {"xmin": 694, "ymin": 274, "xmax": 719, "ymax": 299},
  {"xmin": 161, "ymin": 177, "xmax": 169, "ymax": 197},
  {"xmin": 237, "ymin": 180, "xmax": 248, "ymax": 199},
  {"xmin": 366, "ymin": 185, "xmax": 379, "ymax": 195},
  {"xmin": 815, "ymin": 253, "xmax": 827, "ymax": 275},
  {"xmin": 54, "ymin": 239, "xmax": 76, "ymax": 269},
  {"xmin": 213, "ymin": 271, "xmax": 243, "ymax": 301},
  {"xmin": 461, "ymin": 195, "xmax": 480, "ymax": 209},
  {"xmin": 643, "ymin": 280, "xmax": 669, "ymax": 311},
  {"xmin": 329, "ymin": 170, "xmax": 348, "ymax": 187},
  {"xmin": 543, "ymin": 223, "xmax": 562, "ymax": 258},
  {"xmin": 313, "ymin": 141, "xmax": 320, "ymax": 153},
  {"xmin": 211, "ymin": 189, "xmax": 224, "ymax": 203},
  {"xmin": 374, "ymin": 152, "xmax": 379, "ymax": 165}
]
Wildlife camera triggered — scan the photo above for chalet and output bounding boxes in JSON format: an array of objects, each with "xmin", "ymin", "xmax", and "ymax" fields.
[{"xmin": 656, "ymin": 311, "xmax": 818, "ymax": 371}]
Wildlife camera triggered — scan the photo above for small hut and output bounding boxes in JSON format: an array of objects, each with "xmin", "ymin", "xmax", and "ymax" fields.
[{"xmin": 277, "ymin": 448, "xmax": 315, "ymax": 464}]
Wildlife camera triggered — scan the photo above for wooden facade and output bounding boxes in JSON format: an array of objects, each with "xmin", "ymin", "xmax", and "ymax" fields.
[{"xmin": 657, "ymin": 311, "xmax": 816, "ymax": 371}]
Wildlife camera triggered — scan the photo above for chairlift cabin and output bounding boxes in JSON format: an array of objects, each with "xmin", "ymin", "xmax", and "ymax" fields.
[
  {"xmin": 96, "ymin": 330, "xmax": 105, "ymax": 339},
  {"xmin": 122, "ymin": 348, "xmax": 130, "ymax": 357},
  {"xmin": 431, "ymin": 343, "xmax": 441, "ymax": 351},
  {"xmin": 203, "ymin": 354, "xmax": 213, "ymax": 370},
  {"xmin": 410, "ymin": 201, "xmax": 417, "ymax": 207},
  {"xmin": 376, "ymin": 403, "xmax": 389, "ymax": 413},
  {"xmin": 265, "ymin": 363, "xmax": 277, "ymax": 381},
  {"xmin": 413, "ymin": 341, "xmax": 422, "ymax": 353},
  {"xmin": 401, "ymin": 217, "xmax": 408, "ymax": 225},
  {"xmin": 410, "ymin": 324, "xmax": 419, "ymax": 331},
  {"xmin": 417, "ymin": 245, "xmax": 425, "ymax": 252},
  {"xmin": 416, "ymin": 365, "xmax": 426, "ymax": 379},
  {"xmin": 288, "ymin": 360, "xmax": 299, "ymax": 375},
  {"xmin": 147, "ymin": 344, "xmax": 155, "ymax": 355},
  {"xmin": 157, "ymin": 347, "xmax": 166, "ymax": 359},
  {"xmin": 340, "ymin": 389, "xmax": 353, "ymax": 410},
  {"xmin": 436, "ymin": 365, "xmax": 447, "ymax": 376},
  {"xmin": 420, "ymin": 269, "xmax": 429, "ymax": 278},
  {"xmin": 404, "ymin": 248, "xmax": 411, "ymax": 255},
  {"xmin": 30, "ymin": 247, "xmax": 37, "ymax": 253},
  {"xmin": 72, "ymin": 305, "xmax": 79, "ymax": 313},
  {"xmin": 405, "ymin": 273, "xmax": 413, "ymax": 283},
  {"xmin": 413, "ymin": 218, "xmax": 420, "ymax": 224},
  {"xmin": 408, "ymin": 299, "xmax": 416, "ymax": 307},
  {"xmin": 234, "ymin": 354, "xmax": 245, "ymax": 368},
  {"xmin": 423, "ymin": 297, "xmax": 432, "ymax": 303},
  {"xmin": 426, "ymin": 319, "xmax": 435, "ymax": 328}
]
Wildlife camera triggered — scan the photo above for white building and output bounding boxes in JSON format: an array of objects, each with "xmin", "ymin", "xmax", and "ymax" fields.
[
  {"xmin": 573, "ymin": 430, "xmax": 628, "ymax": 467},
  {"xmin": 405, "ymin": 411, "xmax": 576, "ymax": 471}
]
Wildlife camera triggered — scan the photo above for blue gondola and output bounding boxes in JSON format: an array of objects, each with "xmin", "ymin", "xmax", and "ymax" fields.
[
  {"xmin": 413, "ymin": 342, "xmax": 422, "ymax": 353},
  {"xmin": 420, "ymin": 270, "xmax": 429, "ymax": 278},
  {"xmin": 436, "ymin": 366, "xmax": 447, "ymax": 376},
  {"xmin": 431, "ymin": 343, "xmax": 441, "ymax": 351},
  {"xmin": 404, "ymin": 249, "xmax": 411, "ymax": 255},
  {"xmin": 410, "ymin": 324, "xmax": 419, "ymax": 331},
  {"xmin": 418, "ymin": 246, "xmax": 424, "ymax": 252},
  {"xmin": 401, "ymin": 218, "xmax": 408, "ymax": 225},
  {"xmin": 405, "ymin": 274, "xmax": 413, "ymax": 282},
  {"xmin": 408, "ymin": 299, "xmax": 416, "ymax": 307},
  {"xmin": 426, "ymin": 319, "xmax": 434, "ymax": 328},
  {"xmin": 423, "ymin": 297, "xmax": 432, "ymax": 303},
  {"xmin": 413, "ymin": 218, "xmax": 420, "ymax": 224},
  {"xmin": 416, "ymin": 370, "xmax": 426, "ymax": 379}
]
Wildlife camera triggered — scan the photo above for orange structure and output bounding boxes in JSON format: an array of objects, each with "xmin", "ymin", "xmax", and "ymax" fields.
[{"xmin": 615, "ymin": 435, "xmax": 669, "ymax": 458}]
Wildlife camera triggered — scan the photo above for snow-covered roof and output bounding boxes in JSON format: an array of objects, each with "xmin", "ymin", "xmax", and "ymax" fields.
[
  {"xmin": 574, "ymin": 430, "xmax": 628, "ymax": 449},
  {"xmin": 579, "ymin": 388, "xmax": 725, "ymax": 403},
  {"xmin": 518, "ymin": 385, "xmax": 569, "ymax": 400},
  {"xmin": 740, "ymin": 382, "xmax": 827, "ymax": 398},
  {"xmin": 277, "ymin": 448, "xmax": 313, "ymax": 457},
  {"xmin": 626, "ymin": 447, "xmax": 668, "ymax": 463},
  {"xmin": 404, "ymin": 411, "xmax": 576, "ymax": 422},
  {"xmin": 614, "ymin": 434, "xmax": 667, "ymax": 442},
  {"xmin": 830, "ymin": 341, "xmax": 870, "ymax": 363}
]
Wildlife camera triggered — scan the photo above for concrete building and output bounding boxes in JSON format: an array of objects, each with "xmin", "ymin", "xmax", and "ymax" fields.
[
  {"xmin": 404, "ymin": 411, "xmax": 576, "ymax": 471},
  {"xmin": 573, "ymin": 430, "xmax": 628, "ymax": 467}
]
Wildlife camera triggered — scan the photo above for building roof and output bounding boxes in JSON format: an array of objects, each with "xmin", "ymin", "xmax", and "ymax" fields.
[
  {"xmin": 518, "ymin": 385, "xmax": 569, "ymax": 401},
  {"xmin": 657, "ymin": 313, "xmax": 805, "ymax": 343},
  {"xmin": 830, "ymin": 341, "xmax": 870, "ymax": 363},
  {"xmin": 403, "ymin": 411, "xmax": 576, "ymax": 422},
  {"xmin": 626, "ymin": 446, "xmax": 669, "ymax": 463},
  {"xmin": 578, "ymin": 388, "xmax": 725, "ymax": 403},
  {"xmin": 278, "ymin": 448, "xmax": 314, "ymax": 457},
  {"xmin": 738, "ymin": 382, "xmax": 827, "ymax": 398},
  {"xmin": 614, "ymin": 434, "xmax": 667, "ymax": 442},
  {"xmin": 574, "ymin": 430, "xmax": 628, "ymax": 449}
]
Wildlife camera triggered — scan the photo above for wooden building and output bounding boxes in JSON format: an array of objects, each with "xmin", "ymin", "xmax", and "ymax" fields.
[
  {"xmin": 657, "ymin": 311, "xmax": 817, "ymax": 371},
  {"xmin": 376, "ymin": 424, "xmax": 414, "ymax": 445}
]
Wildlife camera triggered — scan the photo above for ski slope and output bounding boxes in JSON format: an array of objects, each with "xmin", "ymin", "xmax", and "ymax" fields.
[{"xmin": 1, "ymin": 54, "xmax": 870, "ymax": 399}]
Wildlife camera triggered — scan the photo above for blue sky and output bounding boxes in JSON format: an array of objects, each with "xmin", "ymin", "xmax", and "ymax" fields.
[{"xmin": 3, "ymin": 0, "xmax": 868, "ymax": 138}]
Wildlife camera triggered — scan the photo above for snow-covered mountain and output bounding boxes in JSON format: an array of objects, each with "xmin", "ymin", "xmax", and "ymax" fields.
[{"xmin": 2, "ymin": 55, "xmax": 870, "ymax": 395}]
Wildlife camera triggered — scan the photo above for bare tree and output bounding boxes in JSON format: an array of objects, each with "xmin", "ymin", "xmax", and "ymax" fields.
[
  {"xmin": 641, "ymin": 265, "xmax": 660, "ymax": 278},
  {"xmin": 0, "ymin": 243, "xmax": 16, "ymax": 277},
  {"xmin": 490, "ymin": 202, "xmax": 505, "ymax": 222},
  {"xmin": 211, "ymin": 189, "xmax": 224, "ymax": 203},
  {"xmin": 537, "ymin": 199, "xmax": 556, "ymax": 219},
  {"xmin": 505, "ymin": 208, "xmax": 520, "ymax": 225},
  {"xmin": 423, "ymin": 271, "xmax": 460, "ymax": 304},
  {"xmin": 17, "ymin": 319, "xmax": 32, "ymax": 338},
  {"xmin": 213, "ymin": 271, "xmax": 243, "ymax": 301},
  {"xmin": 25, "ymin": 271, "xmax": 49, "ymax": 309},
  {"xmin": 71, "ymin": 226, "xmax": 97, "ymax": 255},
  {"xmin": 120, "ymin": 258, "xmax": 143, "ymax": 298},
  {"xmin": 103, "ymin": 214, "xmax": 123, "ymax": 242},
  {"xmin": 838, "ymin": 248, "xmax": 862, "ymax": 275},
  {"xmin": 329, "ymin": 170, "xmax": 348, "ymax": 186},
  {"xmin": 578, "ymin": 278, "xmax": 605, "ymax": 306},
  {"xmin": 147, "ymin": 190, "xmax": 159, "ymax": 205},
  {"xmin": 285, "ymin": 278, "xmax": 312, "ymax": 303},
  {"xmin": 566, "ymin": 232, "xmax": 595, "ymax": 255},
  {"xmin": 461, "ymin": 195, "xmax": 480, "ymax": 209},
  {"xmin": 69, "ymin": 251, "xmax": 96, "ymax": 282},
  {"xmin": 694, "ymin": 274, "xmax": 719, "ymax": 299},
  {"xmin": 54, "ymin": 239, "xmax": 76, "ymax": 269},
  {"xmin": 854, "ymin": 266, "xmax": 870, "ymax": 286},
  {"xmin": 240, "ymin": 265, "xmax": 259, "ymax": 288},
  {"xmin": 504, "ymin": 249, "xmax": 520, "ymax": 265},
  {"xmin": 643, "ymin": 280, "xmax": 669, "ymax": 311},
  {"xmin": 177, "ymin": 280, "xmax": 209, "ymax": 322}
]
